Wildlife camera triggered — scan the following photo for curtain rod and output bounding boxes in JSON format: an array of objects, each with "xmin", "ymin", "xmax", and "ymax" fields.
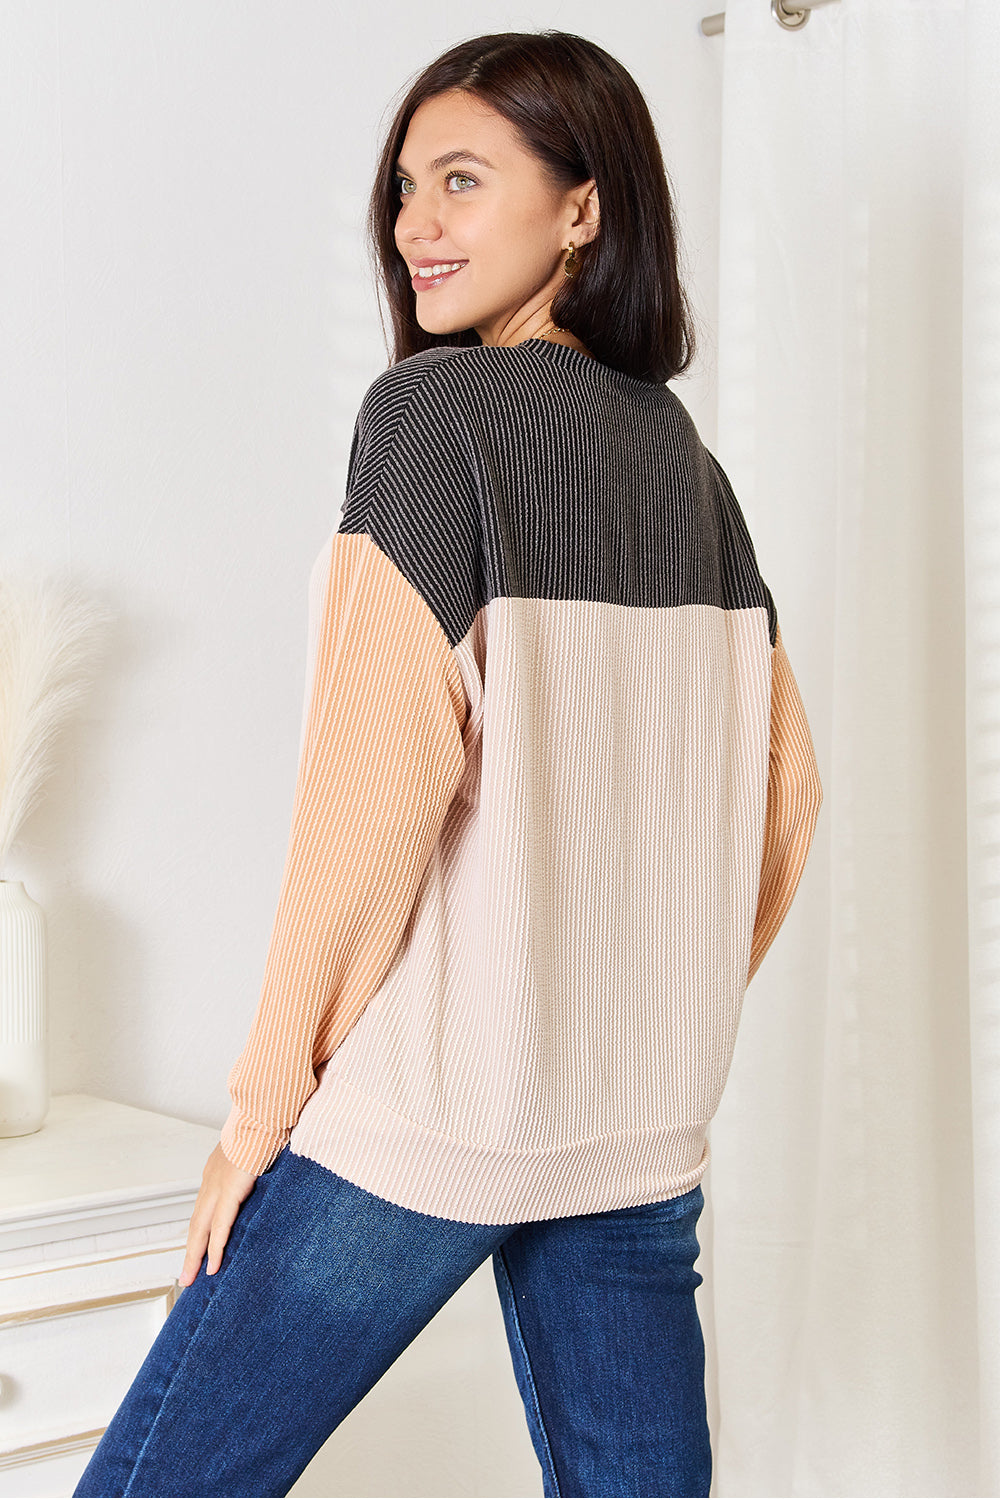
[{"xmin": 701, "ymin": 0, "xmax": 840, "ymax": 36}]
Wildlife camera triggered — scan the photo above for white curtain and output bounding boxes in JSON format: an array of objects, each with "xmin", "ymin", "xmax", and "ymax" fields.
[
  {"xmin": 964, "ymin": 0, "xmax": 1000, "ymax": 1488},
  {"xmin": 703, "ymin": 0, "xmax": 998, "ymax": 1493}
]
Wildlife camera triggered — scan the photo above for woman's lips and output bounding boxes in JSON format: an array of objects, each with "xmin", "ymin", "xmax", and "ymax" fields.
[{"xmin": 411, "ymin": 263, "xmax": 467, "ymax": 292}]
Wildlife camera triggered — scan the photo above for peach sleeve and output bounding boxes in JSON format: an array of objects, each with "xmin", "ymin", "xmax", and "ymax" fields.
[
  {"xmin": 220, "ymin": 533, "xmax": 468, "ymax": 1175},
  {"xmin": 747, "ymin": 623, "xmax": 823, "ymax": 984}
]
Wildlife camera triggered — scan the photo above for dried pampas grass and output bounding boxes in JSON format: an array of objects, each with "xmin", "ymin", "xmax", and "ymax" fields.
[{"xmin": 0, "ymin": 576, "xmax": 112, "ymax": 869}]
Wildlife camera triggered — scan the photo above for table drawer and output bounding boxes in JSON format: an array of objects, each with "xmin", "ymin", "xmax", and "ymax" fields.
[{"xmin": 0, "ymin": 1285, "xmax": 176, "ymax": 1464}]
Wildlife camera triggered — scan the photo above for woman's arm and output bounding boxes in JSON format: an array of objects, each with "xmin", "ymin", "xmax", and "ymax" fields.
[
  {"xmin": 220, "ymin": 534, "xmax": 468, "ymax": 1176},
  {"xmin": 747, "ymin": 623, "xmax": 823, "ymax": 983},
  {"xmin": 178, "ymin": 531, "xmax": 469, "ymax": 1282}
]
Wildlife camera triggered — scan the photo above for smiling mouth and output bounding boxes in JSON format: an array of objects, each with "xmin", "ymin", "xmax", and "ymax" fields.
[{"xmin": 411, "ymin": 262, "xmax": 467, "ymax": 289}]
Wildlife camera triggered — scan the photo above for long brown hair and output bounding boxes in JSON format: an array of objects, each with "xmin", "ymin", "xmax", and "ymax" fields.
[{"xmin": 368, "ymin": 31, "xmax": 697, "ymax": 385}]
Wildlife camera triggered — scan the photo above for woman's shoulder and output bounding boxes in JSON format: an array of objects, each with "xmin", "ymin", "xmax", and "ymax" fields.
[
  {"xmin": 360, "ymin": 338, "xmax": 634, "ymax": 409},
  {"xmin": 355, "ymin": 340, "xmax": 701, "ymax": 460},
  {"xmin": 353, "ymin": 346, "xmax": 486, "ymax": 454},
  {"xmin": 344, "ymin": 349, "xmax": 485, "ymax": 529},
  {"xmin": 361, "ymin": 344, "xmax": 495, "ymax": 403}
]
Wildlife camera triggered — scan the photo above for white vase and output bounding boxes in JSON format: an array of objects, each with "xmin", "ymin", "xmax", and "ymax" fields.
[{"xmin": 0, "ymin": 879, "xmax": 49, "ymax": 1136}]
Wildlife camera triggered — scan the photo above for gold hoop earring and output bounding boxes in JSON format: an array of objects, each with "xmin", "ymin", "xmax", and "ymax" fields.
[{"xmin": 564, "ymin": 242, "xmax": 578, "ymax": 277}]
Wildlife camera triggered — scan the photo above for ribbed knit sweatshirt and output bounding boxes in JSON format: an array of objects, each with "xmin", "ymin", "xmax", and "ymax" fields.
[{"xmin": 219, "ymin": 338, "xmax": 823, "ymax": 1224}]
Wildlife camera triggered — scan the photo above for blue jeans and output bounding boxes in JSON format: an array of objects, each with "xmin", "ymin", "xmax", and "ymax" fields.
[{"xmin": 75, "ymin": 1148, "xmax": 711, "ymax": 1498}]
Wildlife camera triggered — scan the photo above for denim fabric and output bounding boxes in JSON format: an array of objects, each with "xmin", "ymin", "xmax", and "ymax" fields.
[{"xmin": 74, "ymin": 1148, "xmax": 711, "ymax": 1499}]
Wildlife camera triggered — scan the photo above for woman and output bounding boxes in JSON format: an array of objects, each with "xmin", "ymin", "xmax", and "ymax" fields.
[{"xmin": 77, "ymin": 29, "xmax": 822, "ymax": 1500}]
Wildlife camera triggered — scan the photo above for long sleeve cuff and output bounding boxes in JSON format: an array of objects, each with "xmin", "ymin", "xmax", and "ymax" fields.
[{"xmin": 219, "ymin": 1103, "xmax": 290, "ymax": 1176}]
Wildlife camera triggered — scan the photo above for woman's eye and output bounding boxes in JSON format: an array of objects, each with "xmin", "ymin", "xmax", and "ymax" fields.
[{"xmin": 396, "ymin": 172, "xmax": 476, "ymax": 198}]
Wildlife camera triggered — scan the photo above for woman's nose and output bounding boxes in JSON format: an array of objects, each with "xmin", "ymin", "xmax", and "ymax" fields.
[{"xmin": 396, "ymin": 192, "xmax": 443, "ymax": 246}]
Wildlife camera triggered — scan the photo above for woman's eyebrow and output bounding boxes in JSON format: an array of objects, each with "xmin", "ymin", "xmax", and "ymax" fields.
[{"xmin": 394, "ymin": 149, "xmax": 496, "ymax": 177}]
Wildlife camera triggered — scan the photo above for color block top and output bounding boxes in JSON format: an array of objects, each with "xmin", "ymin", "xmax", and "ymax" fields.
[{"xmin": 220, "ymin": 339, "xmax": 823, "ymax": 1224}]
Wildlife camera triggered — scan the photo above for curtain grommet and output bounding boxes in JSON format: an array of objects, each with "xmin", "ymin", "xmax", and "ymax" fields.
[{"xmin": 771, "ymin": 0, "xmax": 811, "ymax": 29}]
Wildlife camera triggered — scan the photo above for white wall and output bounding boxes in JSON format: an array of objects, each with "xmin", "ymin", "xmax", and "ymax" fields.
[{"xmin": 2, "ymin": 3, "xmax": 723, "ymax": 1493}]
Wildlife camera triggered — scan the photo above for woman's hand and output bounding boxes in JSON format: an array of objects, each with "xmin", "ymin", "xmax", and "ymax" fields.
[{"xmin": 178, "ymin": 1143, "xmax": 258, "ymax": 1288}]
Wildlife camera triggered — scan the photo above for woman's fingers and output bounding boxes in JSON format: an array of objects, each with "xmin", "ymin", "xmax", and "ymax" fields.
[
  {"xmin": 179, "ymin": 1199, "xmax": 212, "ymax": 1287},
  {"xmin": 178, "ymin": 1143, "xmax": 258, "ymax": 1288},
  {"xmin": 204, "ymin": 1187, "xmax": 244, "ymax": 1276}
]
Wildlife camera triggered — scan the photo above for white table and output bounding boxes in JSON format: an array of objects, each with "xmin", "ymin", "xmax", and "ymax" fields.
[{"xmin": 0, "ymin": 1093, "xmax": 218, "ymax": 1497}]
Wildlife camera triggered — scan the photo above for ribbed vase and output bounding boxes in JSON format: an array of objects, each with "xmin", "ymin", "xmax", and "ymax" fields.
[{"xmin": 0, "ymin": 879, "xmax": 49, "ymax": 1136}]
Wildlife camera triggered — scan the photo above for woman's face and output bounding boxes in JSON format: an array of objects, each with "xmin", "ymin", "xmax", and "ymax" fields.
[{"xmin": 393, "ymin": 89, "xmax": 597, "ymax": 347}]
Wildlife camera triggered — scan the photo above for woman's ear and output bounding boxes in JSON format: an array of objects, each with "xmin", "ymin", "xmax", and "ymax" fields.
[{"xmin": 567, "ymin": 180, "xmax": 600, "ymax": 246}]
